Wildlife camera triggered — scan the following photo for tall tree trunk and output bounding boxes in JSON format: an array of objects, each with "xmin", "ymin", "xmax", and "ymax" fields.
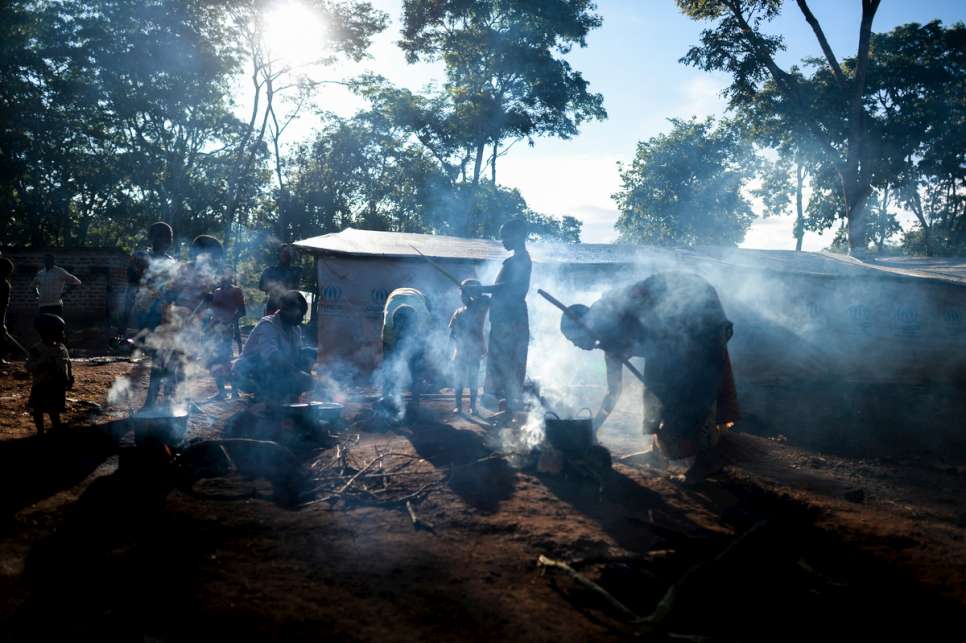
[
  {"xmin": 843, "ymin": 0, "xmax": 880, "ymax": 257},
  {"xmin": 794, "ymin": 161, "xmax": 805, "ymax": 252},
  {"xmin": 472, "ymin": 142, "xmax": 485, "ymax": 186},
  {"xmin": 875, "ymin": 187, "xmax": 889, "ymax": 251},
  {"xmin": 491, "ymin": 140, "xmax": 498, "ymax": 183},
  {"xmin": 223, "ymin": 62, "xmax": 264, "ymax": 253},
  {"xmin": 845, "ymin": 184, "xmax": 870, "ymax": 255},
  {"xmin": 911, "ymin": 191, "xmax": 934, "ymax": 256}
]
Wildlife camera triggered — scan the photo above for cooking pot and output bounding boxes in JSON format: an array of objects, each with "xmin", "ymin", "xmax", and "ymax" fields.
[
  {"xmin": 285, "ymin": 401, "xmax": 344, "ymax": 425},
  {"xmin": 544, "ymin": 409, "xmax": 595, "ymax": 452},
  {"xmin": 130, "ymin": 406, "xmax": 189, "ymax": 448}
]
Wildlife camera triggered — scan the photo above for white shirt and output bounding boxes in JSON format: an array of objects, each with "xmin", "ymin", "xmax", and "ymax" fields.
[
  {"xmin": 32, "ymin": 266, "xmax": 82, "ymax": 307},
  {"xmin": 234, "ymin": 313, "xmax": 302, "ymax": 376}
]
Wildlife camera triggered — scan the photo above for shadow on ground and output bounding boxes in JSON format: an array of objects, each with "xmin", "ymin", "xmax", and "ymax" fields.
[
  {"xmin": 0, "ymin": 420, "xmax": 131, "ymax": 519},
  {"xmin": 406, "ymin": 419, "xmax": 516, "ymax": 513}
]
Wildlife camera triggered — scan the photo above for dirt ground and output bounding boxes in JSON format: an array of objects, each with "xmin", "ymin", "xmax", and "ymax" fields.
[{"xmin": 1, "ymin": 358, "xmax": 965, "ymax": 641}]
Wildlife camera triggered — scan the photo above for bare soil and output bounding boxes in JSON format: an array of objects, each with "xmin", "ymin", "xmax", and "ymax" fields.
[{"xmin": 1, "ymin": 359, "xmax": 965, "ymax": 641}]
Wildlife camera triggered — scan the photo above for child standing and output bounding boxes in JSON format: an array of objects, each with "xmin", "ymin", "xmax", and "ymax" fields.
[
  {"xmin": 27, "ymin": 313, "xmax": 73, "ymax": 434},
  {"xmin": 206, "ymin": 269, "xmax": 246, "ymax": 400},
  {"xmin": 449, "ymin": 279, "xmax": 490, "ymax": 415}
]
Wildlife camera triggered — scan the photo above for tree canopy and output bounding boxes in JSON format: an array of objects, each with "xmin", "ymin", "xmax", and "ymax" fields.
[
  {"xmin": 398, "ymin": 0, "xmax": 607, "ymax": 194},
  {"xmin": 678, "ymin": 0, "xmax": 883, "ymax": 255},
  {"xmin": 613, "ymin": 118, "xmax": 755, "ymax": 248},
  {"xmin": 1, "ymin": 0, "xmax": 589, "ymax": 251}
]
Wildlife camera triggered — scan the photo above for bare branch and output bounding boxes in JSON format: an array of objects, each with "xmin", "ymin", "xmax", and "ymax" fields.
[{"xmin": 795, "ymin": 0, "xmax": 845, "ymax": 86}]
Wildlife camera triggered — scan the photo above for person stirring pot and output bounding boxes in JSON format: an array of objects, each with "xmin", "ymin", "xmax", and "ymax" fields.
[{"xmin": 474, "ymin": 216, "xmax": 531, "ymax": 411}]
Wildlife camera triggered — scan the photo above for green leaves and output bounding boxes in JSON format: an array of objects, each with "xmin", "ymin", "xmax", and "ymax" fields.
[
  {"xmin": 399, "ymin": 0, "xmax": 606, "ymax": 183},
  {"xmin": 613, "ymin": 117, "xmax": 755, "ymax": 248}
]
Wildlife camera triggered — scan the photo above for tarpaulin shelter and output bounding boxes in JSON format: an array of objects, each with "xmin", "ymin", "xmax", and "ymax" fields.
[{"xmin": 294, "ymin": 228, "xmax": 966, "ymax": 455}]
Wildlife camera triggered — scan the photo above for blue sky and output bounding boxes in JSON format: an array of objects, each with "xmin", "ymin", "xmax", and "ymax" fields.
[{"xmin": 268, "ymin": 0, "xmax": 966, "ymax": 248}]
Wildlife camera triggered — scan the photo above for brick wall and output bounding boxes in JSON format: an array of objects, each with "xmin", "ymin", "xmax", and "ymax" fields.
[{"xmin": 1, "ymin": 248, "xmax": 129, "ymax": 329}]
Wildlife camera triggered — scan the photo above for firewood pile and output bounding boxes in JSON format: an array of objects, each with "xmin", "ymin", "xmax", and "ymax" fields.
[{"xmin": 301, "ymin": 433, "xmax": 445, "ymax": 509}]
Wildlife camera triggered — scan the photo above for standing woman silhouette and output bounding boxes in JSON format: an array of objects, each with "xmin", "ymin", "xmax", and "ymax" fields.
[{"xmin": 478, "ymin": 216, "xmax": 531, "ymax": 411}]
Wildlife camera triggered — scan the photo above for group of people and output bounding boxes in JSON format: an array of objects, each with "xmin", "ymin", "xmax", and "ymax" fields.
[
  {"xmin": 122, "ymin": 222, "xmax": 313, "ymax": 408},
  {"xmin": 378, "ymin": 214, "xmax": 740, "ymax": 478},
  {"xmin": 2, "ymin": 215, "xmax": 741, "ymax": 478},
  {"xmin": 379, "ymin": 216, "xmax": 532, "ymax": 417},
  {"xmin": 0, "ymin": 253, "xmax": 83, "ymax": 432},
  {"xmin": 0, "ymin": 220, "xmax": 314, "ymax": 436}
]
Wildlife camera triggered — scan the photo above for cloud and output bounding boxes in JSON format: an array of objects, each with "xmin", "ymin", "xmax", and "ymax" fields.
[
  {"xmin": 741, "ymin": 213, "xmax": 836, "ymax": 252},
  {"xmin": 570, "ymin": 205, "xmax": 620, "ymax": 243},
  {"xmin": 677, "ymin": 74, "xmax": 729, "ymax": 120}
]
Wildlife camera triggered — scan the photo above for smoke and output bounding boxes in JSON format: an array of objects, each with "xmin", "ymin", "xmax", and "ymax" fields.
[
  {"xmin": 113, "ymin": 250, "xmax": 228, "ymax": 409},
  {"xmin": 107, "ymin": 375, "xmax": 132, "ymax": 408}
]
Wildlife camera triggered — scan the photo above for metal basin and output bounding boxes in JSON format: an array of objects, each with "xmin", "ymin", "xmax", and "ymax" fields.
[
  {"xmin": 130, "ymin": 407, "xmax": 189, "ymax": 448},
  {"xmin": 286, "ymin": 401, "xmax": 344, "ymax": 425}
]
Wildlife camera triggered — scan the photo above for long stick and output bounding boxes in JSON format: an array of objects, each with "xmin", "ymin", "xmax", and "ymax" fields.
[
  {"xmin": 537, "ymin": 555, "xmax": 641, "ymax": 621},
  {"xmin": 4, "ymin": 331, "xmax": 29, "ymax": 358},
  {"xmin": 537, "ymin": 289, "xmax": 646, "ymax": 384},
  {"xmin": 409, "ymin": 245, "xmax": 463, "ymax": 288}
]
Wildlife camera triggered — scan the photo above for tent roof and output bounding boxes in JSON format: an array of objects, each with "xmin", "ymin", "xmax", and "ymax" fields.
[{"xmin": 293, "ymin": 228, "xmax": 966, "ymax": 286}]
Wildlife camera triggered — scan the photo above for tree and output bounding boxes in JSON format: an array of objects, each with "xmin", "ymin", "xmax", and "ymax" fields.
[
  {"xmin": 399, "ymin": 0, "xmax": 606, "ymax": 215},
  {"xmin": 867, "ymin": 21, "xmax": 966, "ymax": 256},
  {"xmin": 285, "ymin": 109, "xmax": 582, "ymax": 243},
  {"xmin": 284, "ymin": 112, "xmax": 448, "ymax": 238},
  {"xmin": 221, "ymin": 1, "xmax": 388, "ymax": 246},
  {"xmin": 613, "ymin": 118, "xmax": 755, "ymax": 247},
  {"xmin": 1, "ymin": 0, "xmax": 262, "ymax": 247},
  {"xmin": 678, "ymin": 0, "xmax": 882, "ymax": 255}
]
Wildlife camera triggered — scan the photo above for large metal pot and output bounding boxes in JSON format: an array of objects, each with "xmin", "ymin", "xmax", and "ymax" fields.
[
  {"xmin": 130, "ymin": 407, "xmax": 189, "ymax": 448},
  {"xmin": 285, "ymin": 401, "xmax": 344, "ymax": 425},
  {"xmin": 544, "ymin": 409, "xmax": 595, "ymax": 453}
]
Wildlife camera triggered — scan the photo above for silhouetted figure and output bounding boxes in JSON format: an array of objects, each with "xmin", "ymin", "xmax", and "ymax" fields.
[
  {"xmin": 480, "ymin": 217, "xmax": 531, "ymax": 411},
  {"xmin": 134, "ymin": 221, "xmax": 177, "ymax": 332},
  {"xmin": 380, "ymin": 288, "xmax": 432, "ymax": 413},
  {"xmin": 27, "ymin": 313, "xmax": 73, "ymax": 434},
  {"xmin": 32, "ymin": 253, "xmax": 81, "ymax": 319},
  {"xmin": 140, "ymin": 222, "xmax": 182, "ymax": 409},
  {"xmin": 561, "ymin": 271, "xmax": 740, "ymax": 483},
  {"xmin": 233, "ymin": 290, "xmax": 312, "ymax": 402},
  {"xmin": 206, "ymin": 268, "xmax": 246, "ymax": 400},
  {"xmin": 259, "ymin": 244, "xmax": 301, "ymax": 316},
  {"xmin": 118, "ymin": 250, "xmax": 149, "ymax": 336},
  {"xmin": 449, "ymin": 279, "xmax": 490, "ymax": 415}
]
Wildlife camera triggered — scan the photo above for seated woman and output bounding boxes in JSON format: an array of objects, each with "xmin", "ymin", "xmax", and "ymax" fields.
[{"xmin": 232, "ymin": 290, "xmax": 313, "ymax": 402}]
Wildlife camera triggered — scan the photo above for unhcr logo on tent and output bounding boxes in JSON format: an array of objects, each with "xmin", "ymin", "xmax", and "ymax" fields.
[
  {"xmin": 941, "ymin": 308, "xmax": 965, "ymax": 340},
  {"xmin": 318, "ymin": 284, "xmax": 348, "ymax": 317},
  {"xmin": 365, "ymin": 287, "xmax": 390, "ymax": 317},
  {"xmin": 894, "ymin": 305, "xmax": 921, "ymax": 338},
  {"xmin": 847, "ymin": 304, "xmax": 874, "ymax": 336}
]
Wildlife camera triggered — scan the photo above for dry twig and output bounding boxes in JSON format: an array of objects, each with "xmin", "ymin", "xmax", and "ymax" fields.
[
  {"xmin": 405, "ymin": 500, "xmax": 435, "ymax": 532},
  {"xmin": 537, "ymin": 555, "xmax": 640, "ymax": 621}
]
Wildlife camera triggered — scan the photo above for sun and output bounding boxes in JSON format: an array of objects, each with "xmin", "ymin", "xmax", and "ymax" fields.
[{"xmin": 262, "ymin": 1, "xmax": 328, "ymax": 68}]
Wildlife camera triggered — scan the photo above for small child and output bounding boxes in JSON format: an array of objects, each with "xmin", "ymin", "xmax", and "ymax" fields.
[
  {"xmin": 449, "ymin": 279, "xmax": 490, "ymax": 415},
  {"xmin": 206, "ymin": 269, "xmax": 246, "ymax": 400},
  {"xmin": 26, "ymin": 313, "xmax": 73, "ymax": 434}
]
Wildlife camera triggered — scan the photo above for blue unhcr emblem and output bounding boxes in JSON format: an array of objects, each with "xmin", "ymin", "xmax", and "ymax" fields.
[{"xmin": 370, "ymin": 288, "xmax": 389, "ymax": 305}]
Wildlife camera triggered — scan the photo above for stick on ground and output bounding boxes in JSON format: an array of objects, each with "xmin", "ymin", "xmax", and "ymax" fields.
[
  {"xmin": 405, "ymin": 500, "xmax": 435, "ymax": 532},
  {"xmin": 537, "ymin": 555, "xmax": 640, "ymax": 621}
]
